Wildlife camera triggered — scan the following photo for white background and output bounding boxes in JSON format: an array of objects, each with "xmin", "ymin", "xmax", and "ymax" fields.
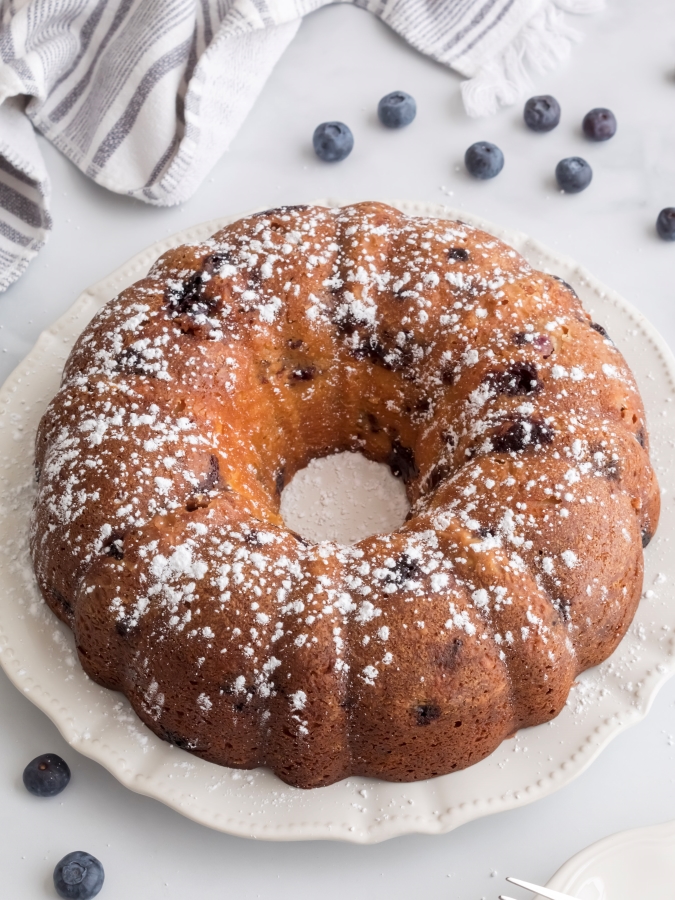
[{"xmin": 2, "ymin": 0, "xmax": 675, "ymax": 896}]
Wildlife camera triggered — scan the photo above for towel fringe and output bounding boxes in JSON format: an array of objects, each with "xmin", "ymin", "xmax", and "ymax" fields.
[{"xmin": 461, "ymin": 0, "xmax": 605, "ymax": 118}]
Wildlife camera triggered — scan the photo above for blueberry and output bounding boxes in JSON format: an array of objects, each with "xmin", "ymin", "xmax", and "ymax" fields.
[
  {"xmin": 555, "ymin": 157, "xmax": 593, "ymax": 193},
  {"xmin": 312, "ymin": 122, "xmax": 353, "ymax": 162},
  {"xmin": 523, "ymin": 95, "xmax": 561, "ymax": 132},
  {"xmin": 656, "ymin": 208, "xmax": 675, "ymax": 241},
  {"xmin": 582, "ymin": 108, "xmax": 617, "ymax": 141},
  {"xmin": 465, "ymin": 142, "xmax": 504, "ymax": 179},
  {"xmin": 377, "ymin": 91, "xmax": 416, "ymax": 128},
  {"xmin": 23, "ymin": 753, "xmax": 70, "ymax": 797},
  {"xmin": 53, "ymin": 852, "xmax": 104, "ymax": 900}
]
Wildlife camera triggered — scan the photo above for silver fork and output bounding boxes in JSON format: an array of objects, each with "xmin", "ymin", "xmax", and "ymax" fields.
[{"xmin": 500, "ymin": 876, "xmax": 581, "ymax": 900}]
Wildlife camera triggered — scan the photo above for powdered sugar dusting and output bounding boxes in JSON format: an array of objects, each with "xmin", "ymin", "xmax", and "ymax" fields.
[{"xmin": 26, "ymin": 201, "xmax": 660, "ymax": 789}]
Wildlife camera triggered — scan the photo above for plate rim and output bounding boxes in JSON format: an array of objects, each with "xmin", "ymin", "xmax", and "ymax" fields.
[{"xmin": 544, "ymin": 818, "xmax": 675, "ymax": 898}]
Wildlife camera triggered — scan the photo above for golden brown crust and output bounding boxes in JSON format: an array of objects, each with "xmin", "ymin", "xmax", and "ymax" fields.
[{"xmin": 30, "ymin": 202, "xmax": 659, "ymax": 788}]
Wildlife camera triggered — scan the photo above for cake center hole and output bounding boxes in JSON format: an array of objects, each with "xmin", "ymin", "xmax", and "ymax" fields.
[{"xmin": 280, "ymin": 451, "xmax": 410, "ymax": 545}]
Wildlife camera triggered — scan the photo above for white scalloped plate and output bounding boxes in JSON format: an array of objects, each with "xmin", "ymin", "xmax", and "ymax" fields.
[
  {"xmin": 0, "ymin": 200, "xmax": 674, "ymax": 843},
  {"xmin": 543, "ymin": 818, "xmax": 675, "ymax": 900}
]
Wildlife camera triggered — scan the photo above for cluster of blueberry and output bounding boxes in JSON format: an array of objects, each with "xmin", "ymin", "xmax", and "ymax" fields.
[
  {"xmin": 311, "ymin": 91, "xmax": 675, "ymax": 241},
  {"xmin": 464, "ymin": 99, "xmax": 614, "ymax": 191},
  {"xmin": 22, "ymin": 753, "xmax": 104, "ymax": 899},
  {"xmin": 312, "ymin": 90, "xmax": 416, "ymax": 161}
]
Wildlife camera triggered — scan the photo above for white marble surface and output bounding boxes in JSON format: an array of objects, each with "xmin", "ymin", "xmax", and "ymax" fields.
[{"xmin": 1, "ymin": 0, "xmax": 675, "ymax": 896}]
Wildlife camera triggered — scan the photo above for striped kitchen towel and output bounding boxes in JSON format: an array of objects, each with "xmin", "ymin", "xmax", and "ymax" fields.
[{"xmin": 0, "ymin": 0, "xmax": 603, "ymax": 292}]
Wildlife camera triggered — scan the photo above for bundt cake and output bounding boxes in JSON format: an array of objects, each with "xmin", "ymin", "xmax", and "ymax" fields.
[{"xmin": 30, "ymin": 202, "xmax": 659, "ymax": 789}]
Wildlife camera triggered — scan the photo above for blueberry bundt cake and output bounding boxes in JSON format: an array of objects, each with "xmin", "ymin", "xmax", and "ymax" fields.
[{"xmin": 30, "ymin": 202, "xmax": 659, "ymax": 789}]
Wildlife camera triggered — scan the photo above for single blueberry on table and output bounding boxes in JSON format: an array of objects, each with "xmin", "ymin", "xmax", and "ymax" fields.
[
  {"xmin": 53, "ymin": 852, "xmax": 104, "ymax": 900},
  {"xmin": 312, "ymin": 122, "xmax": 353, "ymax": 162},
  {"xmin": 523, "ymin": 95, "xmax": 561, "ymax": 132},
  {"xmin": 555, "ymin": 157, "xmax": 593, "ymax": 193},
  {"xmin": 377, "ymin": 91, "xmax": 416, "ymax": 128},
  {"xmin": 464, "ymin": 142, "xmax": 504, "ymax": 179},
  {"xmin": 582, "ymin": 108, "xmax": 617, "ymax": 141},
  {"xmin": 22, "ymin": 753, "xmax": 70, "ymax": 797},
  {"xmin": 656, "ymin": 208, "xmax": 675, "ymax": 241}
]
